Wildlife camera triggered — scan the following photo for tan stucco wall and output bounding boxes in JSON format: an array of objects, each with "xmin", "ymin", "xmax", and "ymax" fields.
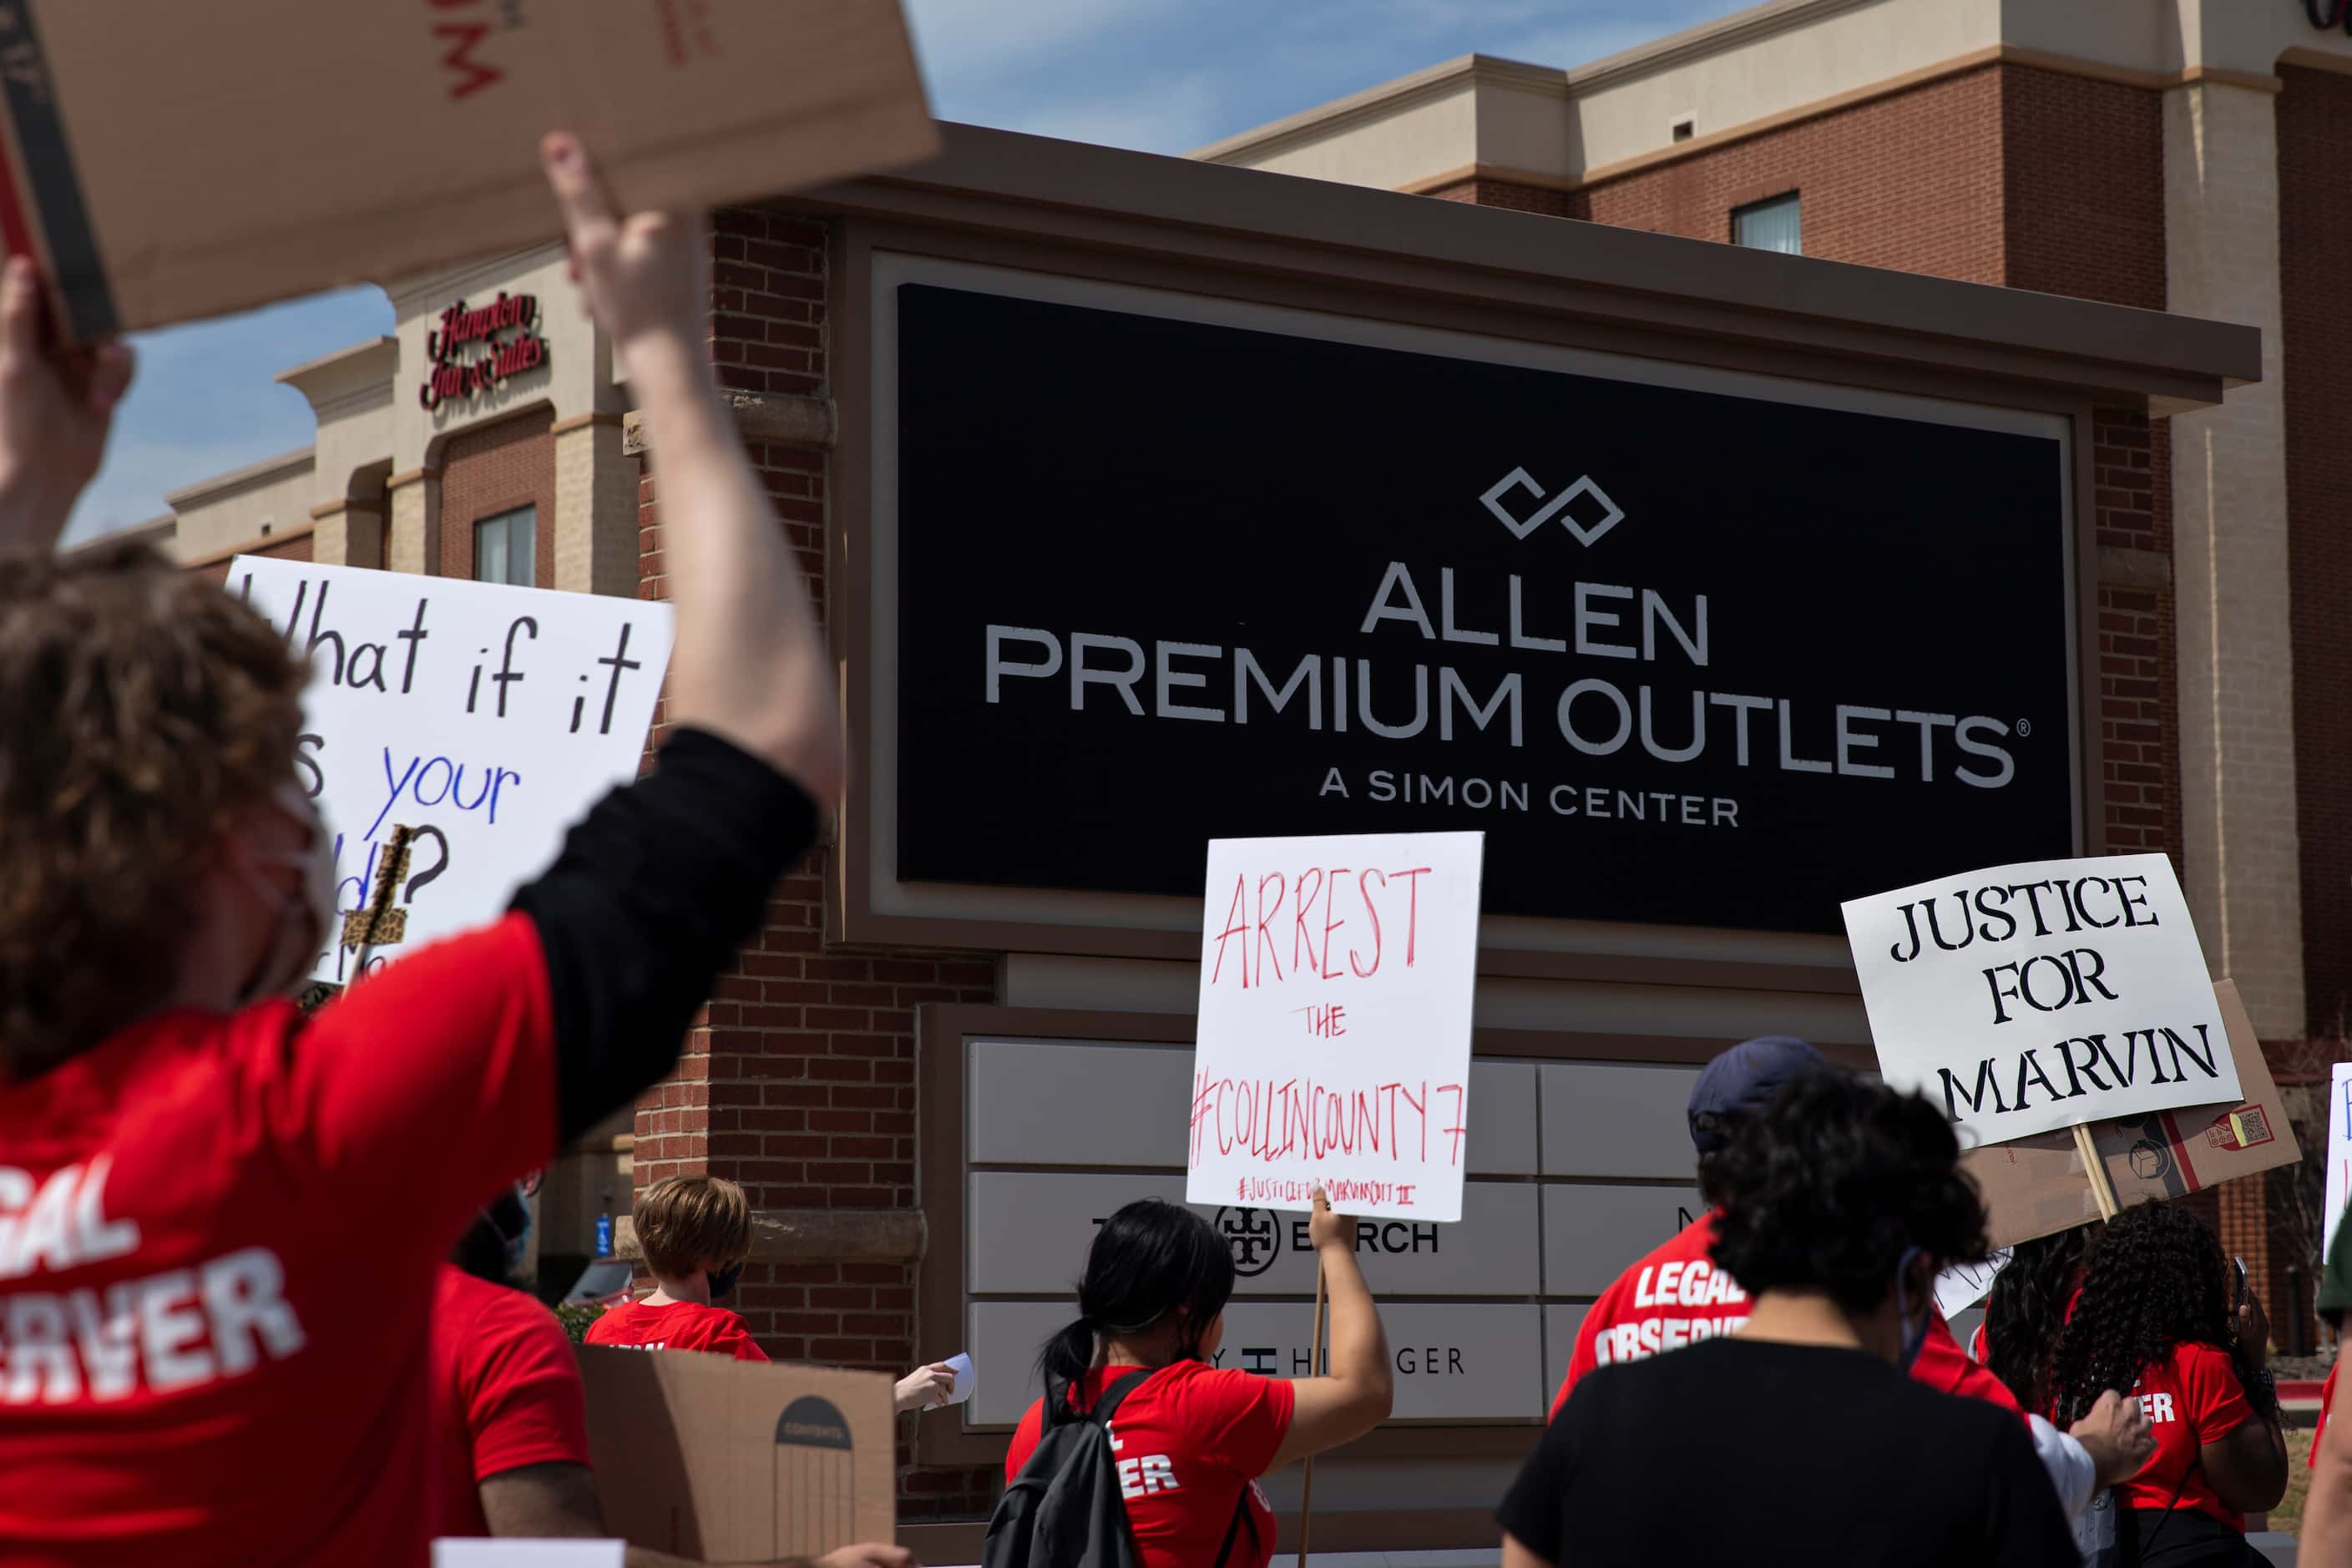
[{"xmin": 170, "ymin": 456, "xmax": 316, "ymax": 560}]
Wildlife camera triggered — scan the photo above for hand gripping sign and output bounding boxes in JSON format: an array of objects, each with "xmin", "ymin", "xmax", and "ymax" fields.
[
  {"xmin": 1843, "ymin": 853, "xmax": 2239, "ymax": 1153},
  {"xmin": 1186, "ymin": 832, "xmax": 1485, "ymax": 1222}
]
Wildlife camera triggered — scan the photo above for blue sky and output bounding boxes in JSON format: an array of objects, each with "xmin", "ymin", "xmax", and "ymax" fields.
[{"xmin": 63, "ymin": 0, "xmax": 1752, "ymax": 545}]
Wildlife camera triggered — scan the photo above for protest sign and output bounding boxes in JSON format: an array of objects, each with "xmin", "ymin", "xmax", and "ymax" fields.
[
  {"xmin": 434, "ymin": 1545, "xmax": 623, "ymax": 1567},
  {"xmin": 1187, "ymin": 832, "xmax": 1484, "ymax": 1222},
  {"xmin": 2327, "ymin": 1063, "xmax": 2352, "ymax": 1266},
  {"xmin": 0, "ymin": 0, "xmax": 933, "ymax": 339},
  {"xmin": 579, "ymin": 1349, "xmax": 893, "ymax": 1561},
  {"xmin": 1844, "ymin": 853, "xmax": 2238, "ymax": 1147},
  {"xmin": 232, "ymin": 558, "xmax": 674, "ymax": 987},
  {"xmin": 1934, "ymin": 1250, "xmax": 2012, "ymax": 1321},
  {"xmin": 1965, "ymin": 980, "xmax": 2300, "ymax": 1249}
]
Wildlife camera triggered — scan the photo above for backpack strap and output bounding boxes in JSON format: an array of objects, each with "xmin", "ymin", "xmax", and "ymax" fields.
[
  {"xmin": 1043, "ymin": 1368, "xmax": 1156, "ymax": 1431},
  {"xmin": 1210, "ymin": 1486, "xmax": 1258, "ymax": 1568}
]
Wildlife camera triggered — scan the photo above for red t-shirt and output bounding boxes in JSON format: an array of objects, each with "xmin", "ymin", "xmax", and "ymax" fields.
[
  {"xmin": 584, "ymin": 1297, "xmax": 770, "ymax": 1361},
  {"xmin": 430, "ymin": 1265, "xmax": 594, "ymax": 1539},
  {"xmin": 2110, "ymin": 1341, "xmax": 2256, "ymax": 1529},
  {"xmin": 1549, "ymin": 1210, "xmax": 1748, "ymax": 1417},
  {"xmin": 1550, "ymin": 1209, "xmax": 2021, "ymax": 1421},
  {"xmin": 0, "ymin": 914, "xmax": 556, "ymax": 1568},
  {"xmin": 1007, "ymin": 1362, "xmax": 1294, "ymax": 1568}
]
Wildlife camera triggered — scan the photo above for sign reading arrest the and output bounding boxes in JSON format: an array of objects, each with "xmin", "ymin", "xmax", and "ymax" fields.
[
  {"xmin": 893, "ymin": 282, "xmax": 2076, "ymax": 934},
  {"xmin": 1843, "ymin": 853, "xmax": 2239, "ymax": 1146},
  {"xmin": 1186, "ymin": 830, "xmax": 1483, "ymax": 1221}
]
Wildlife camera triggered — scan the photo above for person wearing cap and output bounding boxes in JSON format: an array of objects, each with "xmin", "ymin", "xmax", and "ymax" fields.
[{"xmin": 1546, "ymin": 1035, "xmax": 2151, "ymax": 1519}]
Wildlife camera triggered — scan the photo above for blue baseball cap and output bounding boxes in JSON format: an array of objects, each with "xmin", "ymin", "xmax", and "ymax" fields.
[{"xmin": 1687, "ymin": 1035, "xmax": 1826, "ymax": 1152}]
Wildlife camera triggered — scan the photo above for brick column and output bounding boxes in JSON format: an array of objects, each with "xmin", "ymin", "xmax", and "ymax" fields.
[
  {"xmin": 552, "ymin": 412, "xmax": 639, "ymax": 597},
  {"xmin": 385, "ymin": 467, "xmax": 442, "ymax": 578},
  {"xmin": 2163, "ymin": 80, "xmax": 2305, "ymax": 1038}
]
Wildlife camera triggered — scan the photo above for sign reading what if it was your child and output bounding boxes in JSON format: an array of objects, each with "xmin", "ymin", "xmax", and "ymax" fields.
[{"xmin": 1843, "ymin": 853, "xmax": 2238, "ymax": 1147}]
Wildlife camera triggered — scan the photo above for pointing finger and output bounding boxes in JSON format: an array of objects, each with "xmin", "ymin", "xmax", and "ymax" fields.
[{"xmin": 540, "ymin": 133, "xmax": 619, "ymax": 255}]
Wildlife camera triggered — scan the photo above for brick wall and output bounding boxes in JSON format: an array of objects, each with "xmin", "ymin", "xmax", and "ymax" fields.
[
  {"xmin": 2278, "ymin": 65, "xmax": 2352, "ymax": 1039},
  {"xmin": 635, "ymin": 208, "xmax": 1001, "ymax": 1519},
  {"xmin": 1999, "ymin": 68, "xmax": 2167, "ymax": 311},
  {"xmin": 1571, "ymin": 65, "xmax": 2006, "ymax": 283},
  {"xmin": 438, "ymin": 409, "xmax": 556, "ymax": 584}
]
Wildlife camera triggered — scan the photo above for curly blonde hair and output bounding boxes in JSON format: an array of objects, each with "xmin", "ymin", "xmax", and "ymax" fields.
[{"xmin": 0, "ymin": 541, "xmax": 306, "ymax": 1078}]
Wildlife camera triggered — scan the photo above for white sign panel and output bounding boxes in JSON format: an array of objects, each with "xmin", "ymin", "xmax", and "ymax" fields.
[
  {"xmin": 1933, "ymin": 1248, "xmax": 2011, "ymax": 1321},
  {"xmin": 2327, "ymin": 1064, "xmax": 2352, "ymax": 1266},
  {"xmin": 233, "ymin": 558, "xmax": 675, "ymax": 987},
  {"xmin": 1843, "ymin": 853, "xmax": 2238, "ymax": 1145},
  {"xmin": 1188, "ymin": 832, "xmax": 1485, "ymax": 1221}
]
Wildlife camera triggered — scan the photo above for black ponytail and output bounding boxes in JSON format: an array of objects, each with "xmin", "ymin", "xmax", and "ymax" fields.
[
  {"xmin": 1039, "ymin": 1199, "xmax": 1237, "ymax": 1384},
  {"xmin": 1984, "ymin": 1222, "xmax": 2095, "ymax": 1412}
]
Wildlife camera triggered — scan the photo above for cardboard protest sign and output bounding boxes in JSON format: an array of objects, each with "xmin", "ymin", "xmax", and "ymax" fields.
[
  {"xmin": 0, "ymin": 0, "xmax": 935, "ymax": 339},
  {"xmin": 579, "ymin": 1349, "xmax": 893, "ymax": 1560},
  {"xmin": 1965, "ymin": 981, "xmax": 2299, "ymax": 1249},
  {"xmin": 1188, "ymin": 832, "xmax": 1483, "ymax": 1222},
  {"xmin": 232, "ymin": 558, "xmax": 673, "ymax": 987},
  {"xmin": 1844, "ymin": 853, "xmax": 2238, "ymax": 1146},
  {"xmin": 2327, "ymin": 1063, "xmax": 2352, "ymax": 1266}
]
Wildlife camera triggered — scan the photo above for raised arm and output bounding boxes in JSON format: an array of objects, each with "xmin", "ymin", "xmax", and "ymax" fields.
[
  {"xmin": 1267, "ymin": 1191, "xmax": 1393, "ymax": 1469},
  {"xmin": 540, "ymin": 133, "xmax": 843, "ymax": 804},
  {"xmin": 0, "ymin": 255, "xmax": 134, "ymax": 555}
]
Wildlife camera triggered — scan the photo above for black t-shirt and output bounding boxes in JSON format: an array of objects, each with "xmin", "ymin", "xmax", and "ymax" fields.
[{"xmin": 1497, "ymin": 1338, "xmax": 2077, "ymax": 1568}]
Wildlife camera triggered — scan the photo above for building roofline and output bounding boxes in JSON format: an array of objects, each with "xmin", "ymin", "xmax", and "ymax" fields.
[
  {"xmin": 1191, "ymin": 53, "xmax": 1560, "ymax": 165},
  {"xmin": 1561, "ymin": 0, "xmax": 1884, "ymax": 94},
  {"xmin": 164, "ymin": 445, "xmax": 316, "ymax": 511},
  {"xmin": 798, "ymin": 121, "xmax": 2258, "ymax": 408},
  {"xmin": 64, "ymin": 513, "xmax": 175, "ymax": 554},
  {"xmin": 276, "ymin": 334, "xmax": 397, "ymax": 389}
]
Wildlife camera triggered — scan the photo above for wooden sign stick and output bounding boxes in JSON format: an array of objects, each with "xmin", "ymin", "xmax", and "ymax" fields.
[
  {"xmin": 1296, "ymin": 1258, "xmax": 1328, "ymax": 1568},
  {"xmin": 2072, "ymin": 1122, "xmax": 2120, "ymax": 1221}
]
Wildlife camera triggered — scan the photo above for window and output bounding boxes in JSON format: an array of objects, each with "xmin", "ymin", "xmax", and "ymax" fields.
[
  {"xmin": 473, "ymin": 505, "xmax": 536, "ymax": 586},
  {"xmin": 1732, "ymin": 192, "xmax": 1802, "ymax": 255},
  {"xmin": 1671, "ymin": 118, "xmax": 1695, "ymax": 143}
]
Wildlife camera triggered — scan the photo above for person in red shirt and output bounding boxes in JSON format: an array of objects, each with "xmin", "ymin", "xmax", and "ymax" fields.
[
  {"xmin": 2044, "ymin": 1197, "xmax": 2286, "ymax": 1566},
  {"xmin": 589, "ymin": 1176, "xmax": 771, "ymax": 1361},
  {"xmin": 432, "ymin": 1195, "xmax": 912, "ymax": 1568},
  {"xmin": 1003, "ymin": 1193, "xmax": 1392, "ymax": 1568},
  {"xmin": 1548, "ymin": 1035, "xmax": 2150, "ymax": 1515},
  {"xmin": 0, "ymin": 137, "xmax": 857, "ymax": 1567}
]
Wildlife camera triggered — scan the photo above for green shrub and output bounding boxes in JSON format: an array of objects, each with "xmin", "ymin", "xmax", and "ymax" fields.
[{"xmin": 554, "ymin": 1302, "xmax": 608, "ymax": 1346}]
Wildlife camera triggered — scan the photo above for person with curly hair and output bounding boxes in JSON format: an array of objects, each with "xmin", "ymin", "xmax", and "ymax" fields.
[
  {"xmin": 2043, "ymin": 1199, "xmax": 2285, "ymax": 1566},
  {"xmin": 1981, "ymin": 1222, "xmax": 2098, "ymax": 1414},
  {"xmin": 0, "ymin": 138, "xmax": 900, "ymax": 1568},
  {"xmin": 1496, "ymin": 1070, "xmax": 2078, "ymax": 1566}
]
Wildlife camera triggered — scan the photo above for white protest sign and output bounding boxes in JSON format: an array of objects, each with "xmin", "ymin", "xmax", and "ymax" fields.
[
  {"xmin": 2326, "ymin": 1064, "xmax": 2352, "ymax": 1265},
  {"xmin": 1933, "ymin": 1248, "xmax": 2011, "ymax": 1321},
  {"xmin": 1843, "ymin": 853, "xmax": 2238, "ymax": 1146},
  {"xmin": 434, "ymin": 1544, "xmax": 624, "ymax": 1568},
  {"xmin": 233, "ymin": 558, "xmax": 675, "ymax": 987},
  {"xmin": 1187, "ymin": 832, "xmax": 1483, "ymax": 1222}
]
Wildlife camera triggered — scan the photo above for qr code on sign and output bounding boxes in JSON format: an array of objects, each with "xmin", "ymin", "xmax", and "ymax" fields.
[{"xmin": 2205, "ymin": 1106, "xmax": 2273, "ymax": 1150}]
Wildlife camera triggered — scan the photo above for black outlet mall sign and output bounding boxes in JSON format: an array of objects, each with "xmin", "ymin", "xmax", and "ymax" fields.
[{"xmin": 894, "ymin": 283, "xmax": 2076, "ymax": 933}]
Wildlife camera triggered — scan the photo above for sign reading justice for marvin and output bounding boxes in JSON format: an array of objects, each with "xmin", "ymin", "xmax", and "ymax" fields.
[
  {"xmin": 1844, "ymin": 854, "xmax": 2238, "ymax": 1146},
  {"xmin": 1187, "ymin": 831, "xmax": 1484, "ymax": 1222},
  {"xmin": 233, "ymin": 557, "xmax": 675, "ymax": 987}
]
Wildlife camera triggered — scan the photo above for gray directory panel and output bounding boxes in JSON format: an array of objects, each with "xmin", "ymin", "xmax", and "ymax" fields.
[
  {"xmin": 968, "ymin": 1171, "xmax": 1540, "ymax": 1297},
  {"xmin": 1537, "ymin": 1063, "xmax": 1703, "ymax": 1179},
  {"xmin": 1539, "ymin": 1184, "xmax": 1699, "ymax": 1296},
  {"xmin": 1541, "ymin": 1303, "xmax": 1591, "ymax": 1403},
  {"xmin": 967, "ymin": 1300, "xmax": 1545, "ymax": 1427}
]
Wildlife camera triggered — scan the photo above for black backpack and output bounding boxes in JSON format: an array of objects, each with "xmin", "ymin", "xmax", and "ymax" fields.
[{"xmin": 984, "ymin": 1370, "xmax": 1257, "ymax": 1568}]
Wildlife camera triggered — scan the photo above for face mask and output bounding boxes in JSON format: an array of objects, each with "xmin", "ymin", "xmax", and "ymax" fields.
[
  {"xmin": 709, "ymin": 1261, "xmax": 745, "ymax": 1300},
  {"xmin": 488, "ymin": 1186, "xmax": 534, "ymax": 1277},
  {"xmin": 1893, "ymin": 1245, "xmax": 1930, "ymax": 1374},
  {"xmin": 230, "ymin": 783, "xmax": 337, "ymax": 1004}
]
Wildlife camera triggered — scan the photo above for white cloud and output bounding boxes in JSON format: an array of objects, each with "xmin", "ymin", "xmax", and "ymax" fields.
[{"xmin": 999, "ymin": 71, "xmax": 1227, "ymax": 154}]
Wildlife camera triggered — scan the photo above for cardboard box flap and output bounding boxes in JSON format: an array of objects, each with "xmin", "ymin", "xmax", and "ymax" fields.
[
  {"xmin": 579, "ymin": 1348, "xmax": 894, "ymax": 1560},
  {"xmin": 5, "ymin": 0, "xmax": 936, "ymax": 336}
]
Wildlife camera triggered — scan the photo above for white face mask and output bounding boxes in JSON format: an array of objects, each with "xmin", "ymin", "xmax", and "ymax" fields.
[{"xmin": 230, "ymin": 782, "xmax": 337, "ymax": 1004}]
